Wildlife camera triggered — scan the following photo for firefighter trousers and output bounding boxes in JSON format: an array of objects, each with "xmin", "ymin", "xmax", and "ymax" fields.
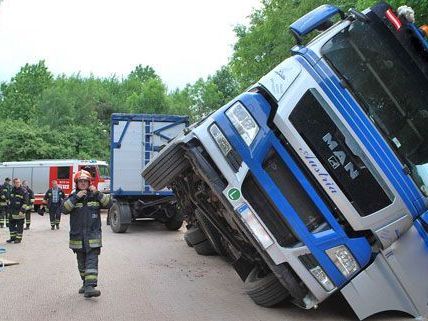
[
  {"xmin": 49, "ymin": 203, "xmax": 61, "ymax": 227},
  {"xmin": 0, "ymin": 206, "xmax": 8, "ymax": 227},
  {"xmin": 25, "ymin": 210, "xmax": 31, "ymax": 227},
  {"xmin": 9, "ymin": 218, "xmax": 24, "ymax": 241},
  {"xmin": 75, "ymin": 248, "xmax": 100, "ymax": 287}
]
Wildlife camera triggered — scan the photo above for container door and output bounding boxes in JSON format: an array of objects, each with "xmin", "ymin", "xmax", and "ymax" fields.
[{"xmin": 111, "ymin": 118, "xmax": 144, "ymax": 194}]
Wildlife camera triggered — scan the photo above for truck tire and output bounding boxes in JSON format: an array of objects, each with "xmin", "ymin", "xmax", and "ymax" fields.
[
  {"xmin": 184, "ymin": 227, "xmax": 206, "ymax": 245},
  {"xmin": 184, "ymin": 226, "xmax": 217, "ymax": 256},
  {"xmin": 193, "ymin": 239, "xmax": 217, "ymax": 256},
  {"xmin": 110, "ymin": 203, "xmax": 130, "ymax": 233},
  {"xmin": 195, "ymin": 210, "xmax": 227, "ymax": 256},
  {"xmin": 165, "ymin": 208, "xmax": 184, "ymax": 231},
  {"xmin": 244, "ymin": 266, "xmax": 289, "ymax": 307},
  {"xmin": 184, "ymin": 235, "xmax": 193, "ymax": 247}
]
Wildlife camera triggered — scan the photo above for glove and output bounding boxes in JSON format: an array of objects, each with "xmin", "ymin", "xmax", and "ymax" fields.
[
  {"xmin": 76, "ymin": 190, "xmax": 87, "ymax": 199},
  {"xmin": 37, "ymin": 207, "xmax": 45, "ymax": 216}
]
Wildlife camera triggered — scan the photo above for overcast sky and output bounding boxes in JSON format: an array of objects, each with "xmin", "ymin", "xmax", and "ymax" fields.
[{"xmin": 0, "ymin": 0, "xmax": 260, "ymax": 90}]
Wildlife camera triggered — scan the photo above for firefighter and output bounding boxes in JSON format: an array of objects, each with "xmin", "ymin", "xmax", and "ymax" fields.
[
  {"xmin": 62, "ymin": 170, "xmax": 112, "ymax": 298},
  {"xmin": 43, "ymin": 180, "xmax": 65, "ymax": 230},
  {"xmin": 6, "ymin": 178, "xmax": 29, "ymax": 244},
  {"xmin": 22, "ymin": 180, "xmax": 34, "ymax": 230},
  {"xmin": 0, "ymin": 178, "xmax": 11, "ymax": 228}
]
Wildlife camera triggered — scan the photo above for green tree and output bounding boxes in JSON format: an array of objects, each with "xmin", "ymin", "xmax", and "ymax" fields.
[
  {"xmin": 209, "ymin": 65, "xmax": 240, "ymax": 106},
  {"xmin": 128, "ymin": 65, "xmax": 160, "ymax": 83},
  {"xmin": 167, "ymin": 85, "xmax": 193, "ymax": 115},
  {"xmin": 127, "ymin": 78, "xmax": 169, "ymax": 114},
  {"xmin": 0, "ymin": 60, "xmax": 53, "ymax": 121}
]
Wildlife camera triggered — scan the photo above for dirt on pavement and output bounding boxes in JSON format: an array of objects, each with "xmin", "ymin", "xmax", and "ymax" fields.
[{"xmin": 0, "ymin": 213, "xmax": 410, "ymax": 321}]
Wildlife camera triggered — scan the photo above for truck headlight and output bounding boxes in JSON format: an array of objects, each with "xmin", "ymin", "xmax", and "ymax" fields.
[
  {"xmin": 209, "ymin": 124, "xmax": 232, "ymax": 156},
  {"xmin": 226, "ymin": 102, "xmax": 259, "ymax": 146},
  {"xmin": 237, "ymin": 204, "xmax": 274, "ymax": 249},
  {"xmin": 326, "ymin": 245, "xmax": 359, "ymax": 277}
]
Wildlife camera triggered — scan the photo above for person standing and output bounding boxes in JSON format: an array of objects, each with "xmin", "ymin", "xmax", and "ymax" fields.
[
  {"xmin": 0, "ymin": 178, "xmax": 11, "ymax": 228},
  {"xmin": 22, "ymin": 180, "xmax": 34, "ymax": 230},
  {"xmin": 6, "ymin": 178, "xmax": 29, "ymax": 244},
  {"xmin": 43, "ymin": 180, "xmax": 65, "ymax": 230},
  {"xmin": 62, "ymin": 170, "xmax": 112, "ymax": 298}
]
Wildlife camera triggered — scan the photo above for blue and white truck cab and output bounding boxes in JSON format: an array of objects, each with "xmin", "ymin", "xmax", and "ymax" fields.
[{"xmin": 143, "ymin": 2, "xmax": 428, "ymax": 319}]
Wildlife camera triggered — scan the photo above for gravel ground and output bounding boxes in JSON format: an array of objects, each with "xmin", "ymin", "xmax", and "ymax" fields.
[{"xmin": 0, "ymin": 213, "xmax": 410, "ymax": 321}]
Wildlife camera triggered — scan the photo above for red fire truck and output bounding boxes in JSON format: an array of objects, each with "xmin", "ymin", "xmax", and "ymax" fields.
[{"xmin": 0, "ymin": 159, "xmax": 110, "ymax": 209}]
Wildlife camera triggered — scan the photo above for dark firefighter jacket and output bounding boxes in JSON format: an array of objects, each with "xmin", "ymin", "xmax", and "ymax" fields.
[
  {"xmin": 44, "ymin": 188, "xmax": 65, "ymax": 209},
  {"xmin": 0, "ymin": 183, "xmax": 11, "ymax": 207},
  {"xmin": 9, "ymin": 186, "xmax": 30, "ymax": 220},
  {"xmin": 25, "ymin": 186, "xmax": 35, "ymax": 211},
  {"xmin": 62, "ymin": 190, "xmax": 112, "ymax": 250}
]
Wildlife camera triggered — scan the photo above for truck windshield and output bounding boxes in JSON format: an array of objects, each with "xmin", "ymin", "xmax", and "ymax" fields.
[
  {"xmin": 98, "ymin": 165, "xmax": 110, "ymax": 179},
  {"xmin": 321, "ymin": 19, "xmax": 428, "ymax": 194}
]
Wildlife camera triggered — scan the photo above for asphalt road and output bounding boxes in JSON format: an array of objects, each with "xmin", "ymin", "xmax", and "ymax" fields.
[{"xmin": 0, "ymin": 213, "xmax": 410, "ymax": 321}]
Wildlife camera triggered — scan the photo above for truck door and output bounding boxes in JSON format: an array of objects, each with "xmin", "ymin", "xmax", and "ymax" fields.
[{"xmin": 50, "ymin": 166, "xmax": 73, "ymax": 195}]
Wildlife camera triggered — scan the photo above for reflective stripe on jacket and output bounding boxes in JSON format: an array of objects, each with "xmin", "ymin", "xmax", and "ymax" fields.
[
  {"xmin": 62, "ymin": 190, "xmax": 112, "ymax": 250},
  {"xmin": 9, "ymin": 187, "xmax": 29, "ymax": 220}
]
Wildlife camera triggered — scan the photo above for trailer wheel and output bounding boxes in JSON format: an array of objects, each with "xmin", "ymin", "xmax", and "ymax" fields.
[
  {"xmin": 244, "ymin": 266, "xmax": 289, "ymax": 307},
  {"xmin": 110, "ymin": 202, "xmax": 130, "ymax": 233},
  {"xmin": 165, "ymin": 207, "xmax": 184, "ymax": 231}
]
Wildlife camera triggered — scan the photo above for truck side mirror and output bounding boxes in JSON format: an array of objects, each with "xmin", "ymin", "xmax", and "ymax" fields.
[{"xmin": 290, "ymin": 4, "xmax": 345, "ymax": 44}]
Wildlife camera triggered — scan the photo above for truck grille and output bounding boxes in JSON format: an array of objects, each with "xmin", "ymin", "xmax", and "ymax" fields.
[
  {"xmin": 262, "ymin": 149, "xmax": 327, "ymax": 232},
  {"xmin": 242, "ymin": 173, "xmax": 299, "ymax": 247},
  {"xmin": 288, "ymin": 90, "xmax": 392, "ymax": 217}
]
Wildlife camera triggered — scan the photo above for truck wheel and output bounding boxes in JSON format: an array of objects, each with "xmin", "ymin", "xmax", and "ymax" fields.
[
  {"xmin": 184, "ymin": 235, "xmax": 193, "ymax": 247},
  {"xmin": 244, "ymin": 266, "xmax": 289, "ymax": 307},
  {"xmin": 165, "ymin": 208, "xmax": 184, "ymax": 231},
  {"xmin": 194, "ymin": 239, "xmax": 217, "ymax": 256},
  {"xmin": 110, "ymin": 203, "xmax": 129, "ymax": 233},
  {"xmin": 184, "ymin": 226, "xmax": 206, "ymax": 245},
  {"xmin": 195, "ymin": 210, "xmax": 227, "ymax": 256},
  {"xmin": 184, "ymin": 226, "xmax": 216, "ymax": 256}
]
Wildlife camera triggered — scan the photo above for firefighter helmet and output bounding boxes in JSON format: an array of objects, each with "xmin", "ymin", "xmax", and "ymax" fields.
[
  {"xmin": 420, "ymin": 25, "xmax": 428, "ymax": 37},
  {"xmin": 74, "ymin": 170, "xmax": 92, "ymax": 183}
]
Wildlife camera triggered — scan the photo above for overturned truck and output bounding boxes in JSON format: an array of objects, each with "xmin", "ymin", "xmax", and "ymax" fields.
[{"xmin": 143, "ymin": 2, "xmax": 428, "ymax": 320}]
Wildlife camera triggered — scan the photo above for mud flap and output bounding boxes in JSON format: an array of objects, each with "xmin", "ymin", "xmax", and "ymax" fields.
[{"xmin": 341, "ymin": 226, "xmax": 428, "ymax": 320}]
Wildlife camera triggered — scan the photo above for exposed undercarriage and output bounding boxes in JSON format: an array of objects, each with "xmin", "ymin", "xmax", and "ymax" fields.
[{"xmin": 144, "ymin": 137, "xmax": 310, "ymax": 308}]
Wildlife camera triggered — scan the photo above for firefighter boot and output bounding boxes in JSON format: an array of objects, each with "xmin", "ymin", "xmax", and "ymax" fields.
[
  {"xmin": 6, "ymin": 238, "xmax": 15, "ymax": 243},
  {"xmin": 24, "ymin": 224, "xmax": 30, "ymax": 230},
  {"xmin": 56, "ymin": 224, "xmax": 59, "ymax": 229},
  {"xmin": 84, "ymin": 286, "xmax": 101, "ymax": 298},
  {"xmin": 78, "ymin": 284, "xmax": 85, "ymax": 294},
  {"xmin": 0, "ymin": 224, "xmax": 3, "ymax": 228}
]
